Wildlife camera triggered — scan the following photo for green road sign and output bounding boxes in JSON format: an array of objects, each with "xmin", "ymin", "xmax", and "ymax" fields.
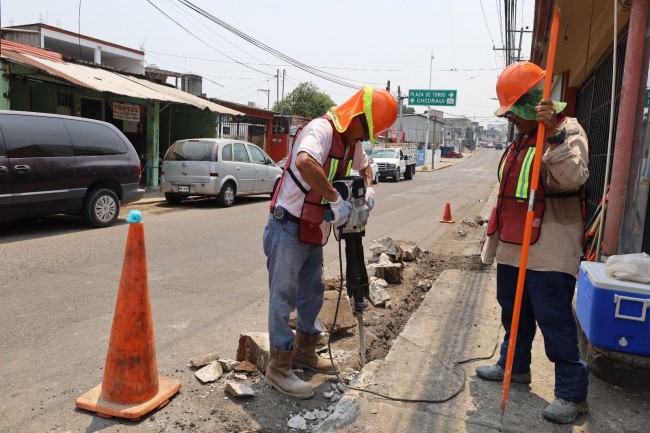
[{"xmin": 408, "ymin": 89, "xmax": 457, "ymax": 106}]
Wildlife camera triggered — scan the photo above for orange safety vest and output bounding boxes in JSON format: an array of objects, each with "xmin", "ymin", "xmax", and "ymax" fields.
[
  {"xmin": 487, "ymin": 133, "xmax": 546, "ymax": 244},
  {"xmin": 270, "ymin": 116, "xmax": 355, "ymax": 245}
]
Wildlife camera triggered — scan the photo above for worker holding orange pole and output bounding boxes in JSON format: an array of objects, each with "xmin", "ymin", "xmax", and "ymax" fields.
[{"xmin": 477, "ymin": 7, "xmax": 590, "ymax": 424}]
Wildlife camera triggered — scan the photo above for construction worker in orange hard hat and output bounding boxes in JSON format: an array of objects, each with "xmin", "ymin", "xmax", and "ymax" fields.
[
  {"xmin": 478, "ymin": 61, "xmax": 591, "ymax": 424},
  {"xmin": 264, "ymin": 86, "xmax": 397, "ymax": 399}
]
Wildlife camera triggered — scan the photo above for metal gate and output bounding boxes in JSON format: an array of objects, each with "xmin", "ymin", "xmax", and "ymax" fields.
[
  {"xmin": 575, "ymin": 33, "xmax": 627, "ymax": 224},
  {"xmin": 219, "ymin": 116, "xmax": 267, "ymax": 148}
]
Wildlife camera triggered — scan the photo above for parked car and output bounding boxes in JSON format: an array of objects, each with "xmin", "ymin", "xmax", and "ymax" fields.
[
  {"xmin": 277, "ymin": 155, "xmax": 288, "ymax": 169},
  {"xmin": 160, "ymin": 138, "xmax": 283, "ymax": 206},
  {"xmin": 350, "ymin": 156, "xmax": 379, "ymax": 184},
  {"xmin": 0, "ymin": 110, "xmax": 144, "ymax": 227},
  {"xmin": 442, "ymin": 151, "xmax": 463, "ymax": 158}
]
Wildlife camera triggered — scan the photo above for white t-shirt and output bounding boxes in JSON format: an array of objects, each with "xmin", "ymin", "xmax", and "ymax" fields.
[{"xmin": 275, "ymin": 118, "xmax": 369, "ymax": 217}]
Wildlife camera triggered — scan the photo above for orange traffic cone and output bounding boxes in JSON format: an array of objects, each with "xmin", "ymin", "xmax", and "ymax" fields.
[
  {"xmin": 76, "ymin": 213, "xmax": 181, "ymax": 420},
  {"xmin": 440, "ymin": 202, "xmax": 455, "ymax": 223}
]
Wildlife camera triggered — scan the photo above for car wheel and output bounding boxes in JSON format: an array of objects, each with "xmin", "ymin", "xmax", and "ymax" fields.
[
  {"xmin": 165, "ymin": 193, "xmax": 183, "ymax": 205},
  {"xmin": 83, "ymin": 188, "xmax": 119, "ymax": 228},
  {"xmin": 217, "ymin": 182, "xmax": 236, "ymax": 207},
  {"xmin": 270, "ymin": 178, "xmax": 280, "ymax": 198},
  {"xmin": 393, "ymin": 168, "xmax": 401, "ymax": 183},
  {"xmin": 373, "ymin": 172, "xmax": 378, "ymax": 184}
]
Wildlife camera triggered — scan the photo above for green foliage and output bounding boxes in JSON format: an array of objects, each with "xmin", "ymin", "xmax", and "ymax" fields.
[
  {"xmin": 272, "ymin": 82, "xmax": 335, "ymax": 118},
  {"xmin": 401, "ymin": 105, "xmax": 415, "ymax": 114}
]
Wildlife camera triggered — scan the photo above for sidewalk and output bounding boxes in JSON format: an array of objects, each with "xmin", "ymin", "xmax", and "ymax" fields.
[{"xmin": 315, "ymin": 264, "xmax": 649, "ymax": 433}]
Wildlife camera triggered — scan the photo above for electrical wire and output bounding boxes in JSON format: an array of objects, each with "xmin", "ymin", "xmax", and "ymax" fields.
[
  {"xmin": 325, "ymin": 229, "xmax": 502, "ymax": 404},
  {"xmin": 176, "ymin": 0, "xmax": 362, "ymax": 89},
  {"xmin": 144, "ymin": 0, "xmax": 274, "ymax": 77}
]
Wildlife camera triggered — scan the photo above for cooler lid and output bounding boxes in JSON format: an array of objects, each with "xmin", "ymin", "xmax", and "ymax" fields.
[{"xmin": 580, "ymin": 261, "xmax": 650, "ymax": 295}]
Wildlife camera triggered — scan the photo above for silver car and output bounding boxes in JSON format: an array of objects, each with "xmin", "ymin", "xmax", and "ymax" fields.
[{"xmin": 160, "ymin": 138, "xmax": 283, "ymax": 206}]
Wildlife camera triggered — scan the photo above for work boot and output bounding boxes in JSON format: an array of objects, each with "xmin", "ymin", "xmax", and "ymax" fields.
[
  {"xmin": 264, "ymin": 348, "xmax": 314, "ymax": 399},
  {"xmin": 543, "ymin": 398, "xmax": 589, "ymax": 424},
  {"xmin": 292, "ymin": 331, "xmax": 339, "ymax": 375},
  {"xmin": 475, "ymin": 364, "xmax": 531, "ymax": 384}
]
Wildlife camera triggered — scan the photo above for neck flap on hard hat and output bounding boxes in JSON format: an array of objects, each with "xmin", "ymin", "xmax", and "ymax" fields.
[{"xmin": 327, "ymin": 85, "xmax": 379, "ymax": 143}]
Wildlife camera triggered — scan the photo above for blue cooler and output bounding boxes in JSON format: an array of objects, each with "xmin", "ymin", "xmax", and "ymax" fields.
[{"xmin": 576, "ymin": 261, "xmax": 650, "ymax": 356}]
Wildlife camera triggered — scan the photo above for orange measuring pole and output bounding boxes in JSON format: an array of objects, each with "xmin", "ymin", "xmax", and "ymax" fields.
[{"xmin": 500, "ymin": 6, "xmax": 561, "ymax": 416}]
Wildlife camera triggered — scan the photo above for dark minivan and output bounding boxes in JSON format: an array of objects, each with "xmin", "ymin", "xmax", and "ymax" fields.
[{"xmin": 0, "ymin": 110, "xmax": 144, "ymax": 227}]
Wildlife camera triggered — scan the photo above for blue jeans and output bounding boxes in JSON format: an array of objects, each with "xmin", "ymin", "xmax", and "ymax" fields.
[
  {"xmin": 496, "ymin": 264, "xmax": 589, "ymax": 402},
  {"xmin": 263, "ymin": 215, "xmax": 324, "ymax": 351}
]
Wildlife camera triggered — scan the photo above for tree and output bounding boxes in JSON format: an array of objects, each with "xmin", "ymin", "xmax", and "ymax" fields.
[
  {"xmin": 272, "ymin": 82, "xmax": 335, "ymax": 118},
  {"xmin": 400, "ymin": 105, "xmax": 415, "ymax": 114}
]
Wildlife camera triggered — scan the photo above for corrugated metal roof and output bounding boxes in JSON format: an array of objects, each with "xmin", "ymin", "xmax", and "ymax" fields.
[
  {"xmin": 1, "ymin": 39, "xmax": 64, "ymax": 63},
  {"xmin": 1, "ymin": 49, "xmax": 242, "ymax": 115}
]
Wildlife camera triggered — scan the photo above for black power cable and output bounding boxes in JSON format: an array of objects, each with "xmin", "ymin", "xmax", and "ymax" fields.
[{"xmin": 325, "ymin": 229, "xmax": 502, "ymax": 404}]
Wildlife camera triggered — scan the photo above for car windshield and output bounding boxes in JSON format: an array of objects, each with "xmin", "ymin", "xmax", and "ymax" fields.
[
  {"xmin": 165, "ymin": 140, "xmax": 213, "ymax": 161},
  {"xmin": 372, "ymin": 149, "xmax": 398, "ymax": 158}
]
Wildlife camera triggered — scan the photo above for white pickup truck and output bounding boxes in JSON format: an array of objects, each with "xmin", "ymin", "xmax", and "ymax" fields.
[{"xmin": 370, "ymin": 143, "xmax": 418, "ymax": 182}]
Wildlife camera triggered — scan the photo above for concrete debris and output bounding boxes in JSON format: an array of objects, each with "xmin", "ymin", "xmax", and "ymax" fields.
[
  {"xmin": 234, "ymin": 360, "xmax": 260, "ymax": 375},
  {"xmin": 188, "ymin": 352, "xmax": 219, "ymax": 368},
  {"xmin": 458, "ymin": 229, "xmax": 467, "ymax": 237},
  {"xmin": 218, "ymin": 358, "xmax": 239, "ymax": 372},
  {"xmin": 369, "ymin": 276, "xmax": 388, "ymax": 288},
  {"xmin": 475, "ymin": 214, "xmax": 487, "ymax": 225},
  {"xmin": 303, "ymin": 410, "xmax": 318, "ymax": 420},
  {"xmin": 368, "ymin": 237, "xmax": 401, "ymax": 261},
  {"xmin": 461, "ymin": 217, "xmax": 479, "ymax": 228},
  {"xmin": 194, "ymin": 361, "xmax": 223, "ymax": 383},
  {"xmin": 323, "ymin": 391, "xmax": 334, "ymax": 398},
  {"xmin": 233, "ymin": 373, "xmax": 247, "ymax": 380},
  {"xmin": 368, "ymin": 254, "xmax": 403, "ymax": 284},
  {"xmin": 317, "ymin": 410, "xmax": 329, "ymax": 419},
  {"xmin": 397, "ymin": 241, "xmax": 420, "ymax": 261},
  {"xmin": 313, "ymin": 395, "xmax": 361, "ymax": 433},
  {"xmin": 287, "ymin": 415, "xmax": 307, "ymax": 430},
  {"xmin": 224, "ymin": 382, "xmax": 255, "ymax": 397},
  {"xmin": 369, "ymin": 281, "xmax": 390, "ymax": 307},
  {"xmin": 417, "ymin": 280, "xmax": 433, "ymax": 292},
  {"xmin": 236, "ymin": 332, "xmax": 270, "ymax": 372}
]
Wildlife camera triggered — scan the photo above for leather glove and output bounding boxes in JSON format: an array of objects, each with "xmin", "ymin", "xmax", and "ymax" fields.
[
  {"xmin": 329, "ymin": 193, "xmax": 350, "ymax": 228},
  {"xmin": 365, "ymin": 186, "xmax": 376, "ymax": 211}
]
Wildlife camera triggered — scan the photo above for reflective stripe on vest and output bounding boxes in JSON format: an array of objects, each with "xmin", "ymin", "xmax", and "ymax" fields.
[{"xmin": 516, "ymin": 147, "xmax": 536, "ymax": 200}]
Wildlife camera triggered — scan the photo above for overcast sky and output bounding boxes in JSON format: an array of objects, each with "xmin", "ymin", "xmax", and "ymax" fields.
[{"xmin": 3, "ymin": 0, "xmax": 535, "ymax": 126}]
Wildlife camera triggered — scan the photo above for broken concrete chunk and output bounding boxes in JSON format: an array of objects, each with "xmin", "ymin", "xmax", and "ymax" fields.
[
  {"xmin": 417, "ymin": 280, "xmax": 433, "ymax": 292},
  {"xmin": 369, "ymin": 260, "xmax": 403, "ymax": 284},
  {"xmin": 234, "ymin": 360, "xmax": 260, "ymax": 375},
  {"xmin": 287, "ymin": 415, "xmax": 307, "ymax": 430},
  {"xmin": 369, "ymin": 237, "xmax": 401, "ymax": 261},
  {"xmin": 236, "ymin": 332, "xmax": 270, "ymax": 372},
  {"xmin": 369, "ymin": 282, "xmax": 390, "ymax": 307},
  {"xmin": 304, "ymin": 410, "xmax": 318, "ymax": 420},
  {"xmin": 218, "ymin": 358, "xmax": 239, "ymax": 372},
  {"xmin": 397, "ymin": 241, "xmax": 420, "ymax": 261},
  {"xmin": 224, "ymin": 382, "xmax": 255, "ymax": 397},
  {"xmin": 194, "ymin": 361, "xmax": 223, "ymax": 383},
  {"xmin": 188, "ymin": 352, "xmax": 219, "ymax": 368}
]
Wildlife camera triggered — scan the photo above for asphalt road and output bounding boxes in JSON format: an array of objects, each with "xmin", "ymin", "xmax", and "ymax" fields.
[{"xmin": 0, "ymin": 148, "xmax": 503, "ymax": 432}]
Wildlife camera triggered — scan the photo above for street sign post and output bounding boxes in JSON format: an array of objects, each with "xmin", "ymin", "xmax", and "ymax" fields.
[{"xmin": 408, "ymin": 89, "xmax": 457, "ymax": 106}]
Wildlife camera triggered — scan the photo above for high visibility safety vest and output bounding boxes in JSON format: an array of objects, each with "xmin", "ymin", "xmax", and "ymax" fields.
[
  {"xmin": 487, "ymin": 133, "xmax": 546, "ymax": 244},
  {"xmin": 270, "ymin": 115, "xmax": 355, "ymax": 246}
]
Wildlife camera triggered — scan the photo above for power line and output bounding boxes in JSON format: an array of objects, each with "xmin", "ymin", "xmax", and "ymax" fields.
[
  {"xmin": 144, "ymin": 0, "xmax": 274, "ymax": 77},
  {"xmin": 176, "ymin": 0, "xmax": 362, "ymax": 89}
]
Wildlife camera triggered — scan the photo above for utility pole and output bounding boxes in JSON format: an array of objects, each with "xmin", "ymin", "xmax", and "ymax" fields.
[
  {"xmin": 396, "ymin": 86, "xmax": 407, "ymax": 145},
  {"xmin": 425, "ymin": 51, "xmax": 433, "ymax": 167},
  {"xmin": 258, "ymin": 89, "xmax": 270, "ymax": 109},
  {"xmin": 276, "ymin": 69, "xmax": 280, "ymax": 110}
]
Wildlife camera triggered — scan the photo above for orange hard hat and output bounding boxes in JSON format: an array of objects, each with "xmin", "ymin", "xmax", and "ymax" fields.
[
  {"xmin": 495, "ymin": 61, "xmax": 545, "ymax": 116},
  {"xmin": 328, "ymin": 86, "xmax": 398, "ymax": 143}
]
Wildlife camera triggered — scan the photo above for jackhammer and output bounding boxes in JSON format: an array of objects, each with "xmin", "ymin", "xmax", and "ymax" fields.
[{"xmin": 329, "ymin": 176, "xmax": 370, "ymax": 367}]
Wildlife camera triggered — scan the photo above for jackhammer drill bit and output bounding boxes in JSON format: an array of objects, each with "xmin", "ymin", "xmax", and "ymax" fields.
[{"xmin": 344, "ymin": 233, "xmax": 369, "ymax": 367}]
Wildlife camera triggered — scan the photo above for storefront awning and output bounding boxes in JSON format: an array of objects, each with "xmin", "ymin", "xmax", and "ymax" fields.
[{"xmin": 1, "ymin": 49, "xmax": 243, "ymax": 115}]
